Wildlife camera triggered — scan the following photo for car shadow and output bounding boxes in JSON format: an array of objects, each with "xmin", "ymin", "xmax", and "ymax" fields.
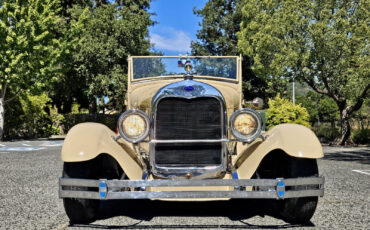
[
  {"xmin": 323, "ymin": 149, "xmax": 370, "ymax": 164},
  {"xmin": 70, "ymin": 199, "xmax": 315, "ymax": 229}
]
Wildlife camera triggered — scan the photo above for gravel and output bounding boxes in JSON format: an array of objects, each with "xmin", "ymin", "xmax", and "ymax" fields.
[{"xmin": 0, "ymin": 141, "xmax": 368, "ymax": 230}]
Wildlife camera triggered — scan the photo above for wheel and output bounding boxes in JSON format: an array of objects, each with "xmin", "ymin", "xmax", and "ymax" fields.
[
  {"xmin": 277, "ymin": 158, "xmax": 319, "ymax": 224},
  {"xmin": 62, "ymin": 161, "xmax": 100, "ymax": 224}
]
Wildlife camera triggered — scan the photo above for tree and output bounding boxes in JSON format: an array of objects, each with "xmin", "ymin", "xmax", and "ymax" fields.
[
  {"xmin": 54, "ymin": 0, "xmax": 153, "ymax": 114},
  {"xmin": 318, "ymin": 96, "xmax": 340, "ymax": 127},
  {"xmin": 59, "ymin": 0, "xmax": 91, "ymax": 18},
  {"xmin": 191, "ymin": 0, "xmax": 279, "ymax": 101},
  {"xmin": 191, "ymin": 0, "xmax": 241, "ymax": 56},
  {"xmin": 296, "ymin": 93, "xmax": 320, "ymax": 125},
  {"xmin": 238, "ymin": 0, "xmax": 369, "ymax": 145},
  {"xmin": 297, "ymin": 91, "xmax": 339, "ymax": 127},
  {"xmin": 45, "ymin": 3, "xmax": 89, "ymax": 114},
  {"xmin": 0, "ymin": 0, "xmax": 61, "ymax": 139}
]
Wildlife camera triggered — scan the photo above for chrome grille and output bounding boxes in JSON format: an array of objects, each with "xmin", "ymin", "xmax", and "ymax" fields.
[{"xmin": 154, "ymin": 97, "xmax": 222, "ymax": 167}]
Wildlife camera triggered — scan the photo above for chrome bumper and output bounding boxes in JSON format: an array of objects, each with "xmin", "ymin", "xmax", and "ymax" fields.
[{"xmin": 59, "ymin": 177, "xmax": 324, "ymax": 200}]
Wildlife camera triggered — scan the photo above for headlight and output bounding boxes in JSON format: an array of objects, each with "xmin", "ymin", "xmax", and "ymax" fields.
[
  {"xmin": 229, "ymin": 108, "xmax": 262, "ymax": 143},
  {"xmin": 117, "ymin": 109, "xmax": 150, "ymax": 143}
]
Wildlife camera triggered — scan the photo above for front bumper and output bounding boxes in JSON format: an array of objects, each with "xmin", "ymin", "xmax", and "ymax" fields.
[{"xmin": 59, "ymin": 177, "xmax": 324, "ymax": 200}]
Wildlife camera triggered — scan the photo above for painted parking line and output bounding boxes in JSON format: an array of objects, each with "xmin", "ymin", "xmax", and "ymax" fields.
[
  {"xmin": 0, "ymin": 141, "xmax": 63, "ymax": 152},
  {"xmin": 40, "ymin": 141, "xmax": 63, "ymax": 147},
  {"xmin": 352, "ymin": 170, "xmax": 370, "ymax": 176},
  {"xmin": 0, "ymin": 147, "xmax": 46, "ymax": 151}
]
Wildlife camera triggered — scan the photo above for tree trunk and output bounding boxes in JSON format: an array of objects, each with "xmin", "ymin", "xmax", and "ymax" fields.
[
  {"xmin": 337, "ymin": 108, "xmax": 352, "ymax": 145},
  {"xmin": 0, "ymin": 83, "xmax": 7, "ymax": 141},
  {"xmin": 89, "ymin": 97, "xmax": 97, "ymax": 114},
  {"xmin": 0, "ymin": 97, "xmax": 4, "ymax": 141}
]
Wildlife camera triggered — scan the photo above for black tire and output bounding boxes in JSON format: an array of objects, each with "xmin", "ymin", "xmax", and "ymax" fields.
[
  {"xmin": 62, "ymin": 161, "xmax": 100, "ymax": 224},
  {"xmin": 277, "ymin": 158, "xmax": 319, "ymax": 224}
]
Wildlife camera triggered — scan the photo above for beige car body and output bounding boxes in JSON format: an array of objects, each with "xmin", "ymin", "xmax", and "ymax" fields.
[{"xmin": 61, "ymin": 56, "xmax": 323, "ymax": 193}]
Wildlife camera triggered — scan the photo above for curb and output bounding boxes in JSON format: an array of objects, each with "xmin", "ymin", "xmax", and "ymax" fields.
[{"xmin": 48, "ymin": 135, "xmax": 66, "ymax": 140}]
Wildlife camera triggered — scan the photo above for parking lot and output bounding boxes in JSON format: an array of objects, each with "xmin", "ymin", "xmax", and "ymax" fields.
[{"xmin": 0, "ymin": 140, "xmax": 368, "ymax": 229}]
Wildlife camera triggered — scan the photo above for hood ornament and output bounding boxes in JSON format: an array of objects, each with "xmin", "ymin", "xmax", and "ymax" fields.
[{"xmin": 184, "ymin": 60, "xmax": 193, "ymax": 80}]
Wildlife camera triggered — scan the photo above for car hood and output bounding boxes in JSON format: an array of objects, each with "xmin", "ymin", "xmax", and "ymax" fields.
[{"xmin": 127, "ymin": 78, "xmax": 242, "ymax": 116}]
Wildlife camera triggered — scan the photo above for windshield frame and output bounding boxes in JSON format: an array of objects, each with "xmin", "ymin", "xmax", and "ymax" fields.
[{"xmin": 128, "ymin": 56, "xmax": 242, "ymax": 84}]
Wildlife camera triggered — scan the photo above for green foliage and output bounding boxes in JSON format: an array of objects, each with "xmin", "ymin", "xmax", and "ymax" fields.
[
  {"xmin": 71, "ymin": 103, "xmax": 81, "ymax": 114},
  {"xmin": 297, "ymin": 91, "xmax": 339, "ymax": 125},
  {"xmin": 191, "ymin": 0, "xmax": 280, "ymax": 101},
  {"xmin": 191, "ymin": 0, "xmax": 241, "ymax": 56},
  {"xmin": 287, "ymin": 81, "xmax": 311, "ymax": 98},
  {"xmin": 266, "ymin": 94, "xmax": 310, "ymax": 129},
  {"xmin": 3, "ymin": 92, "xmax": 23, "ymax": 139},
  {"xmin": 296, "ymin": 94, "xmax": 319, "ymax": 124},
  {"xmin": 238, "ymin": 0, "xmax": 369, "ymax": 87},
  {"xmin": 0, "ymin": 0, "xmax": 155, "ymax": 139},
  {"xmin": 316, "ymin": 126, "xmax": 340, "ymax": 142},
  {"xmin": 4, "ymin": 92, "xmax": 119, "ymax": 139},
  {"xmin": 60, "ymin": 1, "xmax": 153, "ymax": 113},
  {"xmin": 351, "ymin": 129, "xmax": 370, "ymax": 145},
  {"xmin": 4, "ymin": 93, "xmax": 58, "ymax": 139},
  {"xmin": 238, "ymin": 0, "xmax": 369, "ymax": 144},
  {"xmin": 0, "ymin": 0, "xmax": 62, "ymax": 90},
  {"xmin": 61, "ymin": 114, "xmax": 119, "ymax": 134},
  {"xmin": 319, "ymin": 97, "xmax": 340, "ymax": 123},
  {"xmin": 49, "ymin": 105, "xmax": 66, "ymax": 135},
  {"xmin": 46, "ymin": 4, "xmax": 90, "ymax": 114},
  {"xmin": 0, "ymin": 0, "xmax": 62, "ymax": 139}
]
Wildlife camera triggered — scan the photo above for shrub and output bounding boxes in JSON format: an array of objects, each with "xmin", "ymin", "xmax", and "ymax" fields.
[
  {"xmin": 4, "ymin": 93, "xmax": 58, "ymax": 139},
  {"xmin": 62, "ymin": 113, "xmax": 119, "ymax": 133},
  {"xmin": 3, "ymin": 91, "xmax": 120, "ymax": 139},
  {"xmin": 266, "ymin": 94, "xmax": 310, "ymax": 129},
  {"xmin": 316, "ymin": 126, "xmax": 340, "ymax": 142},
  {"xmin": 351, "ymin": 129, "xmax": 370, "ymax": 145}
]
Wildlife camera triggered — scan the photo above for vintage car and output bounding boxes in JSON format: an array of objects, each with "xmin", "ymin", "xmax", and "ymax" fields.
[{"xmin": 59, "ymin": 56, "xmax": 324, "ymax": 224}]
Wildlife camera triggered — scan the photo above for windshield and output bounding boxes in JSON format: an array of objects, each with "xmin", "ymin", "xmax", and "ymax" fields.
[{"xmin": 132, "ymin": 57, "xmax": 237, "ymax": 80}]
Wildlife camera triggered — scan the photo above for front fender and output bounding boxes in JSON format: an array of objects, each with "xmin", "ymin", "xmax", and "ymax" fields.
[
  {"xmin": 61, "ymin": 122, "xmax": 142, "ymax": 179},
  {"xmin": 235, "ymin": 124, "xmax": 323, "ymax": 179}
]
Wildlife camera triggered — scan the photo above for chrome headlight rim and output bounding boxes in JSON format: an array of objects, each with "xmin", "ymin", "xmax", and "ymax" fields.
[
  {"xmin": 229, "ymin": 108, "xmax": 262, "ymax": 143},
  {"xmin": 117, "ymin": 109, "xmax": 150, "ymax": 143}
]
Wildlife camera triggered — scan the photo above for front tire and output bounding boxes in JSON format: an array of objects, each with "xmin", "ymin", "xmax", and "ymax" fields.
[
  {"xmin": 62, "ymin": 161, "xmax": 100, "ymax": 224},
  {"xmin": 277, "ymin": 158, "xmax": 319, "ymax": 224}
]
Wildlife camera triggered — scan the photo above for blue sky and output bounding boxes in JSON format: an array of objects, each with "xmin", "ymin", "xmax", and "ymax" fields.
[{"xmin": 149, "ymin": 0, "xmax": 207, "ymax": 56}]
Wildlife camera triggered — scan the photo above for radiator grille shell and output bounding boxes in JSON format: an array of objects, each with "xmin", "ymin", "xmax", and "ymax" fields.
[{"xmin": 154, "ymin": 97, "xmax": 223, "ymax": 167}]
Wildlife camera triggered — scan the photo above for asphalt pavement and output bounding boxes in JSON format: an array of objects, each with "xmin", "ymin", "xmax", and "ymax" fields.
[{"xmin": 0, "ymin": 140, "xmax": 369, "ymax": 230}]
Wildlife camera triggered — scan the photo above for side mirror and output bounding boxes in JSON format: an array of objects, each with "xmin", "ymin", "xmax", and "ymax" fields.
[
  {"xmin": 252, "ymin": 97, "xmax": 264, "ymax": 109},
  {"xmin": 244, "ymin": 97, "xmax": 264, "ymax": 109}
]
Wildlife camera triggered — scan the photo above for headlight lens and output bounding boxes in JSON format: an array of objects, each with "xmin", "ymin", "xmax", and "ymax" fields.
[
  {"xmin": 233, "ymin": 113, "xmax": 257, "ymax": 135},
  {"xmin": 117, "ymin": 109, "xmax": 149, "ymax": 143},
  {"xmin": 230, "ymin": 108, "xmax": 262, "ymax": 142},
  {"xmin": 122, "ymin": 115, "xmax": 146, "ymax": 137}
]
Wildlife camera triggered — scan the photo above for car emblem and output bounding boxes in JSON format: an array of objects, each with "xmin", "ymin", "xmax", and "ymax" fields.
[{"xmin": 183, "ymin": 86, "xmax": 194, "ymax": 91}]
